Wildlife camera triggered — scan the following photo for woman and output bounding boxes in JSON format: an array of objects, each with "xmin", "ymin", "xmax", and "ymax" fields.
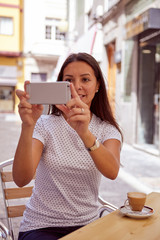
[{"xmin": 13, "ymin": 52, "xmax": 122, "ymax": 240}]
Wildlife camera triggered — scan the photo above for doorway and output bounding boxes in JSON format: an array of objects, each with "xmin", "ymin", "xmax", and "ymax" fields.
[{"xmin": 137, "ymin": 40, "xmax": 160, "ymax": 152}]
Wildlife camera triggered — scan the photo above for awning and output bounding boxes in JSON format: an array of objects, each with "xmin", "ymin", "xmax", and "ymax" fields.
[
  {"xmin": 0, "ymin": 78, "xmax": 17, "ymax": 86},
  {"xmin": 125, "ymin": 8, "xmax": 160, "ymax": 39},
  {"xmin": 70, "ymin": 25, "xmax": 97, "ymax": 54}
]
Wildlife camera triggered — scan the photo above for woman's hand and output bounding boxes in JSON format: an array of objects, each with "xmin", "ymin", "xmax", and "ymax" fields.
[
  {"xmin": 56, "ymin": 83, "xmax": 90, "ymax": 137},
  {"xmin": 16, "ymin": 81, "xmax": 43, "ymax": 127}
]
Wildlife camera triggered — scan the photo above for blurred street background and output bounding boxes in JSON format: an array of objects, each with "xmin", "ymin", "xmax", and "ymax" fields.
[{"xmin": 0, "ymin": 0, "xmax": 160, "ymax": 238}]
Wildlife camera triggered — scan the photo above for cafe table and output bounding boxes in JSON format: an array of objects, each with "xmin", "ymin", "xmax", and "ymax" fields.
[{"xmin": 60, "ymin": 192, "xmax": 160, "ymax": 240}]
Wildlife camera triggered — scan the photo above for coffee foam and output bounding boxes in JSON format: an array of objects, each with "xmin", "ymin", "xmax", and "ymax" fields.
[{"xmin": 128, "ymin": 192, "xmax": 146, "ymax": 198}]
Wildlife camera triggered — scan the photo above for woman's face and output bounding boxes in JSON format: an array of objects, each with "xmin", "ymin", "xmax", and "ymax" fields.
[{"xmin": 62, "ymin": 61, "xmax": 99, "ymax": 108}]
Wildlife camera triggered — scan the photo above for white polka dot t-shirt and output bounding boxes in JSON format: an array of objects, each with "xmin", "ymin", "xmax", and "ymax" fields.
[{"xmin": 20, "ymin": 114, "xmax": 121, "ymax": 232}]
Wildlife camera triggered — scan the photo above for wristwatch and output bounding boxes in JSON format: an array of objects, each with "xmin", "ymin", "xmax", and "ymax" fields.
[{"xmin": 87, "ymin": 138, "xmax": 100, "ymax": 152}]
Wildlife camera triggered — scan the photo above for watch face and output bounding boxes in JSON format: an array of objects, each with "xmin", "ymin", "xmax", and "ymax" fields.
[{"xmin": 88, "ymin": 139, "xmax": 100, "ymax": 151}]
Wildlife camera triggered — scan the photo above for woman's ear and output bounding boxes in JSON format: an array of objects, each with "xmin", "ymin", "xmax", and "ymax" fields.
[{"xmin": 96, "ymin": 81, "xmax": 100, "ymax": 92}]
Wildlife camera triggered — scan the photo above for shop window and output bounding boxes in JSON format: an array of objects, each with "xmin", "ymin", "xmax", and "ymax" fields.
[
  {"xmin": 31, "ymin": 73, "xmax": 47, "ymax": 82},
  {"xmin": 0, "ymin": 17, "xmax": 13, "ymax": 35},
  {"xmin": 0, "ymin": 87, "xmax": 12, "ymax": 100},
  {"xmin": 0, "ymin": 86, "xmax": 14, "ymax": 112}
]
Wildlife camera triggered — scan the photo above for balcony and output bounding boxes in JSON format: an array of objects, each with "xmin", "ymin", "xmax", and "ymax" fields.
[{"xmin": 26, "ymin": 39, "xmax": 68, "ymax": 62}]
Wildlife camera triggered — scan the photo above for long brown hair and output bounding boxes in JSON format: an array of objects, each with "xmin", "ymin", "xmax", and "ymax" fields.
[{"xmin": 49, "ymin": 52, "xmax": 122, "ymax": 136}]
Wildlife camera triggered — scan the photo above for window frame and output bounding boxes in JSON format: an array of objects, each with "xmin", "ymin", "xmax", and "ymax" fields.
[
  {"xmin": 31, "ymin": 73, "xmax": 47, "ymax": 82},
  {"xmin": 0, "ymin": 16, "xmax": 13, "ymax": 36},
  {"xmin": 45, "ymin": 18, "xmax": 66, "ymax": 41}
]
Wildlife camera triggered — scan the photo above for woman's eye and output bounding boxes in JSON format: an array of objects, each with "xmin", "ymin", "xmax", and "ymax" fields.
[
  {"xmin": 65, "ymin": 78, "xmax": 72, "ymax": 82},
  {"xmin": 82, "ymin": 78, "xmax": 89, "ymax": 82}
]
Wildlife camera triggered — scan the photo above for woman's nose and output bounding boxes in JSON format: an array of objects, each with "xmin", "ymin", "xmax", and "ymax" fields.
[{"xmin": 73, "ymin": 81, "xmax": 82, "ymax": 91}]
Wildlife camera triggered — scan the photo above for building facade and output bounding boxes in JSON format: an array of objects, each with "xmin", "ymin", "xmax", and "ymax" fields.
[
  {"xmin": 0, "ymin": 0, "xmax": 68, "ymax": 112},
  {"xmin": 0, "ymin": 0, "xmax": 23, "ymax": 112},
  {"xmin": 100, "ymin": 0, "xmax": 160, "ymax": 155},
  {"xmin": 20, "ymin": 0, "xmax": 68, "ymax": 111},
  {"xmin": 67, "ymin": 0, "xmax": 160, "ymax": 155}
]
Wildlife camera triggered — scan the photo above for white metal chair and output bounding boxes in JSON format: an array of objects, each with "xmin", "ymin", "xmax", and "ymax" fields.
[
  {"xmin": 0, "ymin": 159, "xmax": 34, "ymax": 239},
  {"xmin": 0, "ymin": 221, "xmax": 13, "ymax": 240},
  {"xmin": 98, "ymin": 196, "xmax": 118, "ymax": 217},
  {"xmin": 0, "ymin": 158, "xmax": 117, "ymax": 239}
]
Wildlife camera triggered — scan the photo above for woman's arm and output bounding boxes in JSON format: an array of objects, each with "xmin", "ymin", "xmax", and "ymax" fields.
[
  {"xmin": 13, "ymin": 128, "xmax": 43, "ymax": 187},
  {"xmin": 12, "ymin": 81, "xmax": 43, "ymax": 187},
  {"xmin": 79, "ymin": 131, "xmax": 121, "ymax": 179}
]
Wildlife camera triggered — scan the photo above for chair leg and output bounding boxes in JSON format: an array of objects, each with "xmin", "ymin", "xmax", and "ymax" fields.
[{"xmin": 0, "ymin": 221, "xmax": 13, "ymax": 240}]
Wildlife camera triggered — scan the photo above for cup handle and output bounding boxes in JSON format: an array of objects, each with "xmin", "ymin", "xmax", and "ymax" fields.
[{"xmin": 124, "ymin": 199, "xmax": 130, "ymax": 209}]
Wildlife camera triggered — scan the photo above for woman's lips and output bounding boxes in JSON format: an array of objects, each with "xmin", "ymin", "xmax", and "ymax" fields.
[{"xmin": 79, "ymin": 94, "xmax": 85, "ymax": 99}]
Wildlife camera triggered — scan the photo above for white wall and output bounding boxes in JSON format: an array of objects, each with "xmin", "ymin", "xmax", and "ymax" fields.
[
  {"xmin": 23, "ymin": 0, "xmax": 67, "ymax": 55},
  {"xmin": 23, "ymin": 0, "xmax": 68, "ymax": 83}
]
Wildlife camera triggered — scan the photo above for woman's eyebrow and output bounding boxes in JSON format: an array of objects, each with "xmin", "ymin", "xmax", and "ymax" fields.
[
  {"xmin": 80, "ymin": 73, "xmax": 91, "ymax": 76},
  {"xmin": 64, "ymin": 73, "xmax": 91, "ymax": 77},
  {"xmin": 64, "ymin": 74, "xmax": 73, "ymax": 77}
]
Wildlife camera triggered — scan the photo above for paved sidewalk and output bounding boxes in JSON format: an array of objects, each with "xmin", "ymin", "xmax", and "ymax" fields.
[
  {"xmin": 120, "ymin": 144, "xmax": 160, "ymax": 193},
  {"xmin": 100, "ymin": 143, "xmax": 160, "ymax": 207}
]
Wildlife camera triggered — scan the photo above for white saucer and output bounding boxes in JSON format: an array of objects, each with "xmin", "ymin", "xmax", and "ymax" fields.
[{"xmin": 119, "ymin": 205, "xmax": 154, "ymax": 219}]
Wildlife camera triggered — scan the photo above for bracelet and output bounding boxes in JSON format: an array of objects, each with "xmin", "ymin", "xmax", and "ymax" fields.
[{"xmin": 87, "ymin": 138, "xmax": 100, "ymax": 152}]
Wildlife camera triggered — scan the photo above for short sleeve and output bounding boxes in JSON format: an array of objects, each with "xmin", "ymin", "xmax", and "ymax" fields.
[
  {"xmin": 101, "ymin": 123, "xmax": 122, "ymax": 144},
  {"xmin": 33, "ymin": 117, "xmax": 46, "ymax": 145}
]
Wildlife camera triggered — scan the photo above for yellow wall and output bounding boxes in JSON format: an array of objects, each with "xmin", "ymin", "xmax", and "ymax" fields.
[
  {"xmin": 0, "ymin": 56, "xmax": 25, "ymax": 85},
  {"xmin": 15, "ymin": 57, "xmax": 24, "ymax": 113},
  {"xmin": 0, "ymin": 56, "xmax": 17, "ymax": 65},
  {"xmin": 0, "ymin": 55, "xmax": 24, "ymax": 113},
  {"xmin": 0, "ymin": 0, "xmax": 22, "ymax": 53},
  {"xmin": 0, "ymin": 1, "xmax": 24, "ymax": 113},
  {"xmin": 1, "ymin": 0, "xmax": 19, "ymax": 4}
]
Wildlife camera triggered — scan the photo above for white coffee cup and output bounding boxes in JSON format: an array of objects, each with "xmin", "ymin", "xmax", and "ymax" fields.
[{"xmin": 124, "ymin": 192, "xmax": 147, "ymax": 211}]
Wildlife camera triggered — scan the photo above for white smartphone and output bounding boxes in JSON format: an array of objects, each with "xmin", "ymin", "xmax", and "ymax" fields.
[{"xmin": 26, "ymin": 82, "xmax": 71, "ymax": 105}]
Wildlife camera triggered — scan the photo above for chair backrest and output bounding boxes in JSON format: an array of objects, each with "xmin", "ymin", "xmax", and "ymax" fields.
[{"xmin": 0, "ymin": 159, "xmax": 34, "ymax": 239}]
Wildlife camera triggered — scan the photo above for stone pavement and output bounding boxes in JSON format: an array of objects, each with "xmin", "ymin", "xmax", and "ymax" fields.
[{"xmin": 0, "ymin": 113, "xmax": 160, "ymax": 239}]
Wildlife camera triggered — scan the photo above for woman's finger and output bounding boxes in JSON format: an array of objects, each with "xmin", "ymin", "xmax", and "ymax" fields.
[
  {"xmin": 67, "ymin": 114, "xmax": 88, "ymax": 124},
  {"xmin": 18, "ymin": 107, "xmax": 33, "ymax": 115},
  {"xmin": 24, "ymin": 80, "xmax": 30, "ymax": 92},
  {"xmin": 18, "ymin": 99, "xmax": 32, "ymax": 109},
  {"xmin": 33, "ymin": 104, "xmax": 44, "ymax": 111},
  {"xmin": 56, "ymin": 104, "xmax": 70, "ymax": 115},
  {"xmin": 67, "ymin": 107, "xmax": 86, "ymax": 118},
  {"xmin": 70, "ymin": 83, "xmax": 79, "ymax": 98},
  {"xmin": 16, "ymin": 89, "xmax": 27, "ymax": 100},
  {"xmin": 66, "ymin": 96, "xmax": 87, "ymax": 110}
]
